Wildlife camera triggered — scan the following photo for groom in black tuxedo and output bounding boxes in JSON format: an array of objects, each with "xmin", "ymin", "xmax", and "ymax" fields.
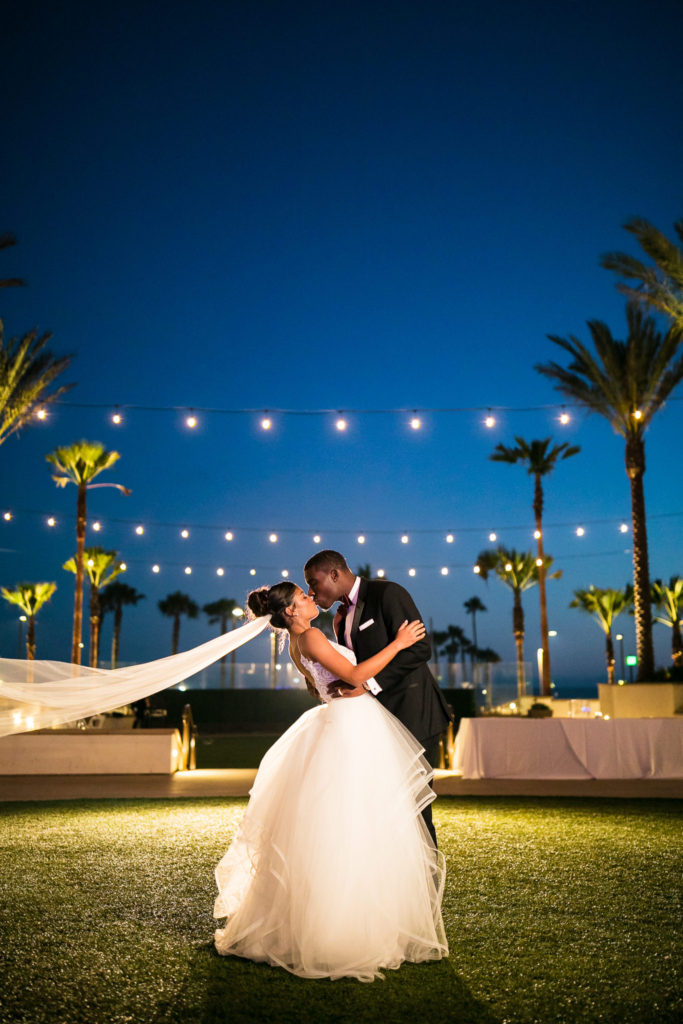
[{"xmin": 304, "ymin": 550, "xmax": 452, "ymax": 847}]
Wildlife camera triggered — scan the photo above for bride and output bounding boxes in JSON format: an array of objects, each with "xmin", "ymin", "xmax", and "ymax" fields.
[{"xmin": 213, "ymin": 580, "xmax": 448, "ymax": 982}]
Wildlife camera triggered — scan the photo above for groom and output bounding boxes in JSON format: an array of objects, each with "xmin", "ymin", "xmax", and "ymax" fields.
[{"xmin": 304, "ymin": 550, "xmax": 452, "ymax": 846}]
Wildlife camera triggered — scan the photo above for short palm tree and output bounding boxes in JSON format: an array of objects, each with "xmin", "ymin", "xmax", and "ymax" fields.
[
  {"xmin": 570, "ymin": 585, "xmax": 633, "ymax": 685},
  {"xmin": 601, "ymin": 218, "xmax": 683, "ymax": 326},
  {"xmin": 490, "ymin": 437, "xmax": 580, "ymax": 696},
  {"xmin": 46, "ymin": 441, "xmax": 130, "ymax": 663},
  {"xmin": 476, "ymin": 646, "xmax": 502, "ymax": 708},
  {"xmin": 536, "ymin": 304, "xmax": 683, "ymax": 680},
  {"xmin": 0, "ymin": 582, "xmax": 56, "ymax": 659},
  {"xmin": 203, "ymin": 597, "xmax": 242, "ymax": 688},
  {"xmin": 463, "ymin": 596, "xmax": 487, "ymax": 684},
  {"xmin": 0, "ymin": 323, "xmax": 73, "ymax": 446},
  {"xmin": 0, "ymin": 232, "xmax": 25, "ymax": 288},
  {"xmin": 159, "ymin": 591, "xmax": 199, "ymax": 655},
  {"xmin": 433, "ymin": 624, "xmax": 469, "ymax": 685},
  {"xmin": 99, "ymin": 581, "xmax": 146, "ymax": 668},
  {"xmin": 63, "ymin": 547, "xmax": 125, "ymax": 667},
  {"xmin": 651, "ymin": 577, "xmax": 683, "ymax": 667},
  {"xmin": 477, "ymin": 547, "xmax": 561, "ymax": 698}
]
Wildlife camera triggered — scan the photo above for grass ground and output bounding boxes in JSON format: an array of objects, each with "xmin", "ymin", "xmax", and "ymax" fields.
[{"xmin": 0, "ymin": 798, "xmax": 680, "ymax": 1024}]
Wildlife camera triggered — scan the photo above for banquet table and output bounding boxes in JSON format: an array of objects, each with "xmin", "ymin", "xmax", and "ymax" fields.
[{"xmin": 452, "ymin": 717, "xmax": 683, "ymax": 779}]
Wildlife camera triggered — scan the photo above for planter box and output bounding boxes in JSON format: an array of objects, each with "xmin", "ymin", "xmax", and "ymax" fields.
[
  {"xmin": 0, "ymin": 729, "xmax": 183, "ymax": 775},
  {"xmin": 598, "ymin": 683, "xmax": 683, "ymax": 719}
]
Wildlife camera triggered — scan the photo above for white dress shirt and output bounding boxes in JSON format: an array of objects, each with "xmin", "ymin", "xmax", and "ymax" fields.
[{"xmin": 343, "ymin": 576, "xmax": 382, "ymax": 695}]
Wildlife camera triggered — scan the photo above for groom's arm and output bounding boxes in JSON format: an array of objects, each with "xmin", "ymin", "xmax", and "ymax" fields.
[{"xmin": 376, "ymin": 583, "xmax": 431, "ymax": 683}]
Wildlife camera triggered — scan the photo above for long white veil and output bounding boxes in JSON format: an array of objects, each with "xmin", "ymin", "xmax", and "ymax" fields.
[{"xmin": 0, "ymin": 615, "xmax": 270, "ymax": 737}]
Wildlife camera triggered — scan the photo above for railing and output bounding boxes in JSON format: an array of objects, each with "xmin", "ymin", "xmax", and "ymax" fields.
[{"xmin": 180, "ymin": 703, "xmax": 198, "ymax": 770}]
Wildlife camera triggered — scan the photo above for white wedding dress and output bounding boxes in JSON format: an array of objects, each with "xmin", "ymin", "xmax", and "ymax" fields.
[{"xmin": 214, "ymin": 640, "xmax": 448, "ymax": 982}]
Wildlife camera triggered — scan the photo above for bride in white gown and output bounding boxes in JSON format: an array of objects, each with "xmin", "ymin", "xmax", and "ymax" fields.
[{"xmin": 214, "ymin": 581, "xmax": 448, "ymax": 982}]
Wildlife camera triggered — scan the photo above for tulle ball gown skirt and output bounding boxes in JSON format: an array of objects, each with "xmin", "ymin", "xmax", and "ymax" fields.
[{"xmin": 214, "ymin": 694, "xmax": 448, "ymax": 981}]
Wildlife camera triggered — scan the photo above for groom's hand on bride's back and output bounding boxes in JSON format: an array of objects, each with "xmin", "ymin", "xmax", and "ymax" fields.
[{"xmin": 327, "ymin": 680, "xmax": 365, "ymax": 699}]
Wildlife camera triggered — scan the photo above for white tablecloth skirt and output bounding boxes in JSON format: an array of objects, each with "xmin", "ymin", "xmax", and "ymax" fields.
[{"xmin": 453, "ymin": 718, "xmax": 683, "ymax": 779}]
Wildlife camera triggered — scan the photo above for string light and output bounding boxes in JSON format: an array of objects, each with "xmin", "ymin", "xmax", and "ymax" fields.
[
  {"xmin": 489, "ymin": 532, "xmax": 497, "ymax": 542},
  {"xmin": 484, "ymin": 412, "xmax": 496, "ymax": 428},
  {"xmin": 186, "ymin": 414, "xmax": 198, "ymax": 429},
  {"xmin": 46, "ymin": 517, "xmax": 56, "ymax": 527},
  {"xmin": 216, "ymin": 567, "xmax": 224, "ymax": 576},
  {"xmin": 269, "ymin": 533, "xmax": 278, "ymax": 543},
  {"xmin": 357, "ymin": 535, "xmax": 366, "ymax": 544},
  {"xmin": 576, "ymin": 527, "xmax": 586, "ymax": 537},
  {"xmin": 180, "ymin": 529, "xmax": 190, "ymax": 539},
  {"xmin": 224, "ymin": 531, "xmax": 234, "ymax": 541},
  {"xmin": 410, "ymin": 416, "xmax": 421, "ymax": 430},
  {"xmin": 92, "ymin": 521, "xmax": 102, "ymax": 532},
  {"xmin": 408, "ymin": 568, "xmax": 416, "ymax": 577},
  {"xmin": 260, "ymin": 416, "xmax": 272, "ymax": 431},
  {"xmin": 135, "ymin": 525, "xmax": 144, "ymax": 535},
  {"xmin": 335, "ymin": 416, "xmax": 347, "ymax": 432},
  {"xmin": 111, "ymin": 411, "xmax": 122, "ymax": 425},
  {"xmin": 446, "ymin": 534, "xmax": 454, "ymax": 544},
  {"xmin": 152, "ymin": 564, "xmax": 160, "ymax": 573},
  {"xmin": 440, "ymin": 567, "xmax": 449, "ymax": 575},
  {"xmin": 35, "ymin": 408, "xmax": 47, "ymax": 420},
  {"xmin": 377, "ymin": 569, "xmax": 385, "ymax": 578},
  {"xmin": 3, "ymin": 512, "xmax": 12, "ymax": 521},
  {"xmin": 313, "ymin": 534, "xmax": 321, "ymax": 543},
  {"xmin": 184, "ymin": 566, "xmax": 192, "ymax": 574},
  {"xmin": 619, "ymin": 523, "xmax": 629, "ymax": 533},
  {"xmin": 401, "ymin": 534, "xmax": 409, "ymax": 544}
]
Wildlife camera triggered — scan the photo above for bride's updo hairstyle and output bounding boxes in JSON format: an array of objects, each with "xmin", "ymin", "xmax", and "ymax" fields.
[{"xmin": 247, "ymin": 581, "xmax": 298, "ymax": 629}]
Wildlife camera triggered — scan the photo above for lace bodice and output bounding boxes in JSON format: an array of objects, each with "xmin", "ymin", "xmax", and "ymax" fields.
[{"xmin": 298, "ymin": 640, "xmax": 359, "ymax": 704}]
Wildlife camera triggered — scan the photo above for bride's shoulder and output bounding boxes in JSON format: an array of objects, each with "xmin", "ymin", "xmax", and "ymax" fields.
[{"xmin": 297, "ymin": 627, "xmax": 328, "ymax": 656}]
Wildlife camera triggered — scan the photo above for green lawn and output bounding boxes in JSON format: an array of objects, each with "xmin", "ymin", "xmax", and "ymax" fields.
[{"xmin": 0, "ymin": 798, "xmax": 680, "ymax": 1024}]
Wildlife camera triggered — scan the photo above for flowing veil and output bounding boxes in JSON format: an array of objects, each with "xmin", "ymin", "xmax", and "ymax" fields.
[{"xmin": 0, "ymin": 616, "xmax": 270, "ymax": 737}]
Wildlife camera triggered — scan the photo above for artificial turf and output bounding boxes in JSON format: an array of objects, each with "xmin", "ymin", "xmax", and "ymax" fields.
[{"xmin": 0, "ymin": 798, "xmax": 680, "ymax": 1024}]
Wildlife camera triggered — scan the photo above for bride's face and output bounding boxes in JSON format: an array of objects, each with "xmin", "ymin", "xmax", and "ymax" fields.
[{"xmin": 289, "ymin": 588, "xmax": 318, "ymax": 624}]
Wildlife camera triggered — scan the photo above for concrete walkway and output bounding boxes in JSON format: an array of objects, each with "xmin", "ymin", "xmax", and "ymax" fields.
[{"xmin": 1, "ymin": 769, "xmax": 681, "ymax": 802}]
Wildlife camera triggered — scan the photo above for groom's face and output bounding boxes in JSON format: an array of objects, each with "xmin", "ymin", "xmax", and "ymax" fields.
[{"xmin": 305, "ymin": 568, "xmax": 341, "ymax": 611}]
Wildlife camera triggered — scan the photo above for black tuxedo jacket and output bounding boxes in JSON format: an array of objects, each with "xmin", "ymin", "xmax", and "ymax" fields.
[{"xmin": 336, "ymin": 577, "xmax": 452, "ymax": 746}]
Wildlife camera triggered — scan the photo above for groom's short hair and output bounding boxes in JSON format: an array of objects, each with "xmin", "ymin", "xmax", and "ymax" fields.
[{"xmin": 304, "ymin": 550, "xmax": 349, "ymax": 574}]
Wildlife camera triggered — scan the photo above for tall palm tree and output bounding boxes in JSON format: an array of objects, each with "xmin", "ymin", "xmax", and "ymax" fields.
[
  {"xmin": 203, "ymin": 597, "xmax": 242, "ymax": 688},
  {"xmin": 0, "ymin": 582, "xmax": 56, "ymax": 659},
  {"xmin": 477, "ymin": 547, "xmax": 561, "ymax": 698},
  {"xmin": 99, "ymin": 581, "xmax": 146, "ymax": 668},
  {"xmin": 159, "ymin": 591, "xmax": 199, "ymax": 655},
  {"xmin": 433, "ymin": 624, "xmax": 469, "ymax": 685},
  {"xmin": 0, "ymin": 323, "xmax": 73, "ymax": 446},
  {"xmin": 476, "ymin": 646, "xmax": 502, "ymax": 708},
  {"xmin": 463, "ymin": 595, "xmax": 487, "ymax": 684},
  {"xmin": 63, "ymin": 547, "xmax": 125, "ymax": 667},
  {"xmin": 570, "ymin": 585, "xmax": 633, "ymax": 685},
  {"xmin": 46, "ymin": 441, "xmax": 130, "ymax": 664},
  {"xmin": 651, "ymin": 577, "xmax": 683, "ymax": 667},
  {"xmin": 536, "ymin": 304, "xmax": 683, "ymax": 680},
  {"xmin": 0, "ymin": 232, "xmax": 25, "ymax": 288},
  {"xmin": 601, "ymin": 218, "xmax": 683, "ymax": 326},
  {"xmin": 490, "ymin": 437, "xmax": 580, "ymax": 695}
]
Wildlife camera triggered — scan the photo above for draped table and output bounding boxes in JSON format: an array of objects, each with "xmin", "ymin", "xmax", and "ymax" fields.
[{"xmin": 452, "ymin": 718, "xmax": 683, "ymax": 779}]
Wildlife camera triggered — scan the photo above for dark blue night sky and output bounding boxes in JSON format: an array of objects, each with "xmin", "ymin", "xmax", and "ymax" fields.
[{"xmin": 2, "ymin": 0, "xmax": 682, "ymax": 688}]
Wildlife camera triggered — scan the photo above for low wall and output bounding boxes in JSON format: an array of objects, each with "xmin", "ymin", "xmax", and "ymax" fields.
[
  {"xmin": 599, "ymin": 683, "xmax": 683, "ymax": 718},
  {"xmin": 0, "ymin": 729, "xmax": 183, "ymax": 775}
]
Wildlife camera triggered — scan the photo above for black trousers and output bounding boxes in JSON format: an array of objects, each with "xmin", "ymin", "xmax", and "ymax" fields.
[{"xmin": 421, "ymin": 736, "xmax": 443, "ymax": 849}]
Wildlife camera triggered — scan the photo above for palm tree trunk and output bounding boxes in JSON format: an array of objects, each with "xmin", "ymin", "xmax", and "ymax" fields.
[
  {"xmin": 625, "ymin": 437, "xmax": 655, "ymax": 679},
  {"xmin": 513, "ymin": 592, "xmax": 526, "ymax": 698},
  {"xmin": 112, "ymin": 604, "xmax": 123, "ymax": 669},
  {"xmin": 672, "ymin": 620, "xmax": 682, "ymax": 667},
  {"xmin": 534, "ymin": 475, "xmax": 552, "ymax": 696},
  {"xmin": 172, "ymin": 614, "xmax": 180, "ymax": 655},
  {"xmin": 71, "ymin": 482, "xmax": 87, "ymax": 663},
  {"xmin": 89, "ymin": 584, "xmax": 100, "ymax": 669},
  {"xmin": 27, "ymin": 614, "xmax": 36, "ymax": 660},
  {"xmin": 605, "ymin": 630, "xmax": 615, "ymax": 686}
]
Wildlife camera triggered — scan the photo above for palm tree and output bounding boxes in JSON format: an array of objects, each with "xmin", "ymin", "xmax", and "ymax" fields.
[
  {"xmin": 0, "ymin": 232, "xmax": 25, "ymax": 288},
  {"xmin": 0, "ymin": 582, "xmax": 56, "ymax": 659},
  {"xmin": 46, "ymin": 441, "xmax": 130, "ymax": 664},
  {"xmin": 570, "ymin": 585, "xmax": 633, "ymax": 685},
  {"xmin": 477, "ymin": 547, "xmax": 561, "ymax": 698},
  {"xmin": 203, "ymin": 597, "xmax": 243, "ymax": 688},
  {"xmin": 490, "ymin": 437, "xmax": 580, "ymax": 695},
  {"xmin": 601, "ymin": 218, "xmax": 683, "ymax": 326},
  {"xmin": 536, "ymin": 304, "xmax": 683, "ymax": 680},
  {"xmin": 63, "ymin": 547, "xmax": 125, "ymax": 668},
  {"xmin": 0, "ymin": 323, "xmax": 73, "ymax": 446},
  {"xmin": 651, "ymin": 577, "xmax": 683, "ymax": 667},
  {"xmin": 476, "ymin": 646, "xmax": 502, "ymax": 708},
  {"xmin": 433, "ymin": 624, "xmax": 469, "ymax": 685},
  {"xmin": 463, "ymin": 595, "xmax": 487, "ymax": 684},
  {"xmin": 99, "ymin": 581, "xmax": 146, "ymax": 668},
  {"xmin": 159, "ymin": 591, "xmax": 199, "ymax": 655}
]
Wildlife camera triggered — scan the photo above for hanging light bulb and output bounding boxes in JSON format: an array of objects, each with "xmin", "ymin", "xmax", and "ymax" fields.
[
  {"xmin": 559, "ymin": 410, "xmax": 570, "ymax": 425},
  {"xmin": 186, "ymin": 414, "xmax": 198, "ymax": 429},
  {"xmin": 377, "ymin": 569, "xmax": 385, "ymax": 578},
  {"xmin": 484, "ymin": 412, "xmax": 496, "ymax": 428},
  {"xmin": 152, "ymin": 564, "xmax": 160, "ymax": 573},
  {"xmin": 281, "ymin": 569, "xmax": 289, "ymax": 578},
  {"xmin": 357, "ymin": 535, "xmax": 366, "ymax": 544},
  {"xmin": 313, "ymin": 534, "xmax": 321, "ymax": 544},
  {"xmin": 249, "ymin": 568, "xmax": 256, "ymax": 576},
  {"xmin": 446, "ymin": 533, "xmax": 454, "ymax": 544},
  {"xmin": 408, "ymin": 568, "xmax": 416, "ymax": 577},
  {"xmin": 401, "ymin": 534, "xmax": 409, "ymax": 544},
  {"xmin": 135, "ymin": 525, "xmax": 144, "ymax": 535},
  {"xmin": 184, "ymin": 566, "xmax": 192, "ymax": 575},
  {"xmin": 269, "ymin": 533, "xmax": 278, "ymax": 543},
  {"xmin": 440, "ymin": 567, "xmax": 449, "ymax": 575},
  {"xmin": 181, "ymin": 529, "xmax": 190, "ymax": 539},
  {"xmin": 111, "ymin": 411, "xmax": 123, "ymax": 425},
  {"xmin": 224, "ymin": 531, "xmax": 234, "ymax": 541},
  {"xmin": 576, "ymin": 526, "xmax": 585, "ymax": 537},
  {"xmin": 261, "ymin": 416, "xmax": 272, "ymax": 430},
  {"xmin": 410, "ymin": 416, "xmax": 421, "ymax": 430},
  {"xmin": 46, "ymin": 517, "xmax": 56, "ymax": 527},
  {"xmin": 3, "ymin": 511, "xmax": 12, "ymax": 521},
  {"xmin": 216, "ymin": 567, "xmax": 225, "ymax": 576},
  {"xmin": 489, "ymin": 532, "xmax": 497, "ymax": 542},
  {"xmin": 335, "ymin": 416, "xmax": 347, "ymax": 431}
]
